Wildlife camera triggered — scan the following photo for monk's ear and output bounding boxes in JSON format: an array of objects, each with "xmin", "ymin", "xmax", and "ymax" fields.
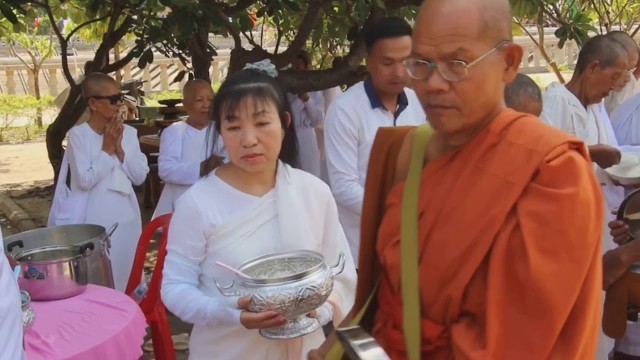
[
  {"xmin": 587, "ymin": 60, "xmax": 601, "ymax": 75},
  {"xmin": 502, "ymin": 43, "xmax": 523, "ymax": 83}
]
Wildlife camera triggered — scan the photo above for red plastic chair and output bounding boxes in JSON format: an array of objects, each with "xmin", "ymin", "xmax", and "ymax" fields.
[{"xmin": 125, "ymin": 214, "xmax": 175, "ymax": 360}]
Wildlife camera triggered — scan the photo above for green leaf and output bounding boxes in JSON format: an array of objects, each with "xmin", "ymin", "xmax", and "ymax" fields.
[
  {"xmin": 172, "ymin": 70, "xmax": 186, "ymax": 83},
  {"xmin": 0, "ymin": 2, "xmax": 20, "ymax": 24}
]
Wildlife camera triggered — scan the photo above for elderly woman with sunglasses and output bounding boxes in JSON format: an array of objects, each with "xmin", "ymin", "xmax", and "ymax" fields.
[{"xmin": 49, "ymin": 73, "xmax": 149, "ymax": 292}]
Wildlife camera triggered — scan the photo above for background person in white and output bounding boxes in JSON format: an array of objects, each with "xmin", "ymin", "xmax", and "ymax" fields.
[
  {"xmin": 605, "ymin": 31, "xmax": 640, "ymax": 116},
  {"xmin": 0, "ymin": 229, "xmax": 24, "ymax": 360},
  {"xmin": 606, "ymin": 92, "xmax": 640, "ymax": 360},
  {"xmin": 287, "ymin": 51, "xmax": 325, "ymax": 177},
  {"xmin": 153, "ymin": 79, "xmax": 225, "ymax": 218},
  {"xmin": 539, "ymin": 35, "xmax": 628, "ymax": 360},
  {"xmin": 324, "ymin": 17, "xmax": 426, "ymax": 263},
  {"xmin": 161, "ymin": 62, "xmax": 356, "ymax": 360},
  {"xmin": 67, "ymin": 73, "xmax": 149, "ymax": 292}
]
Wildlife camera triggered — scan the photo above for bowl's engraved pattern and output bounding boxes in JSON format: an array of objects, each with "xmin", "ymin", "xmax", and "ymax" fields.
[
  {"xmin": 216, "ymin": 250, "xmax": 345, "ymax": 339},
  {"xmin": 249, "ymin": 277, "xmax": 334, "ymax": 319}
]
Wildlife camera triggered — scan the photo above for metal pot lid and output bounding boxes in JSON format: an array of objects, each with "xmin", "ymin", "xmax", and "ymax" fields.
[
  {"xmin": 237, "ymin": 250, "xmax": 324, "ymax": 285},
  {"xmin": 618, "ymin": 188, "xmax": 640, "ymax": 240}
]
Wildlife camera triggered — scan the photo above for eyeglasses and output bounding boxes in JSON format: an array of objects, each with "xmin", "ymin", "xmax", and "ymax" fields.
[
  {"xmin": 404, "ymin": 40, "xmax": 512, "ymax": 82},
  {"xmin": 89, "ymin": 93, "xmax": 124, "ymax": 105}
]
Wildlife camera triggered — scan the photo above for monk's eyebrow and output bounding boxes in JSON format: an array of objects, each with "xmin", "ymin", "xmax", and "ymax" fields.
[
  {"xmin": 253, "ymin": 109, "xmax": 269, "ymax": 116},
  {"xmin": 442, "ymin": 47, "xmax": 474, "ymax": 59},
  {"xmin": 224, "ymin": 114, "xmax": 238, "ymax": 121}
]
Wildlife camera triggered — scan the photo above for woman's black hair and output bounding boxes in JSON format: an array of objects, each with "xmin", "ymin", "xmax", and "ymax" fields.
[{"xmin": 203, "ymin": 68, "xmax": 298, "ymax": 176}]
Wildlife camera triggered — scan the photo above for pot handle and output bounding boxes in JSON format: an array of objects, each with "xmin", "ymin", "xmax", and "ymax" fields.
[
  {"xmin": 102, "ymin": 223, "xmax": 118, "ymax": 260},
  {"xmin": 79, "ymin": 242, "xmax": 95, "ymax": 255},
  {"xmin": 330, "ymin": 252, "xmax": 346, "ymax": 278},
  {"xmin": 106, "ymin": 223, "xmax": 119, "ymax": 238},
  {"xmin": 6, "ymin": 240, "xmax": 24, "ymax": 253},
  {"xmin": 214, "ymin": 279, "xmax": 240, "ymax": 297}
]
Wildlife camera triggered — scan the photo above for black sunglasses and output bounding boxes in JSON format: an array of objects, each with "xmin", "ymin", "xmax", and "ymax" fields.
[{"xmin": 89, "ymin": 93, "xmax": 124, "ymax": 105}]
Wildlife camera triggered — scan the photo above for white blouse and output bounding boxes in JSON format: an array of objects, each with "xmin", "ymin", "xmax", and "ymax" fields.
[{"xmin": 162, "ymin": 163, "xmax": 356, "ymax": 360}]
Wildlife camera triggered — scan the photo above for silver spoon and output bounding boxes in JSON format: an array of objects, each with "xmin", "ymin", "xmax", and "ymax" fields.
[{"xmin": 215, "ymin": 261, "xmax": 253, "ymax": 279}]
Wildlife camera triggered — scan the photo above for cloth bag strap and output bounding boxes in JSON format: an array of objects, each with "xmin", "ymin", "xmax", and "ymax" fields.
[
  {"xmin": 325, "ymin": 124, "xmax": 433, "ymax": 360},
  {"xmin": 401, "ymin": 124, "xmax": 432, "ymax": 360}
]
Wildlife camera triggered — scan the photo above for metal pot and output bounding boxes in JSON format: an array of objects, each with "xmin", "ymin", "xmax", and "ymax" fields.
[
  {"xmin": 11, "ymin": 242, "xmax": 94, "ymax": 301},
  {"xmin": 4, "ymin": 223, "xmax": 117, "ymax": 289},
  {"xmin": 215, "ymin": 250, "xmax": 345, "ymax": 339}
]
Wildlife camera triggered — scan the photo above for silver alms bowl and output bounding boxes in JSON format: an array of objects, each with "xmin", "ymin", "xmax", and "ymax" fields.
[{"xmin": 215, "ymin": 250, "xmax": 345, "ymax": 339}]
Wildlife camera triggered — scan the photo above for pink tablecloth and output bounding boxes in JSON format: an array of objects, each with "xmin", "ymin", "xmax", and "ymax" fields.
[{"xmin": 25, "ymin": 284, "xmax": 147, "ymax": 360}]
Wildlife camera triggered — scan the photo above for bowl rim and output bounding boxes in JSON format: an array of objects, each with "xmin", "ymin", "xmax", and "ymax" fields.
[{"xmin": 236, "ymin": 250, "xmax": 325, "ymax": 285}]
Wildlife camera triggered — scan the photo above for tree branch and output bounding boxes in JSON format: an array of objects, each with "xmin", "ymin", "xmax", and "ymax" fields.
[
  {"xmin": 221, "ymin": 0, "xmax": 259, "ymax": 16},
  {"xmin": 270, "ymin": 0, "xmax": 329, "ymax": 68},
  {"xmin": 277, "ymin": 7, "xmax": 385, "ymax": 93},
  {"xmin": 216, "ymin": 7, "xmax": 243, "ymax": 48},
  {"xmin": 101, "ymin": 49, "xmax": 137, "ymax": 73},
  {"xmin": 41, "ymin": 0, "xmax": 74, "ymax": 85},
  {"xmin": 64, "ymin": 14, "xmax": 111, "ymax": 43}
]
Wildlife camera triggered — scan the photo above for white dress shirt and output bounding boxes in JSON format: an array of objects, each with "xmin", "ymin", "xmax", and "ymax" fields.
[{"xmin": 324, "ymin": 79, "xmax": 426, "ymax": 262}]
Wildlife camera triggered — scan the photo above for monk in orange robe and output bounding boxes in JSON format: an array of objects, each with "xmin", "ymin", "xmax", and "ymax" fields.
[{"xmin": 309, "ymin": 0, "xmax": 604, "ymax": 359}]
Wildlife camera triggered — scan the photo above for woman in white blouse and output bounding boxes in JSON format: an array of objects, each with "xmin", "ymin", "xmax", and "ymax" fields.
[
  {"xmin": 161, "ymin": 61, "xmax": 357, "ymax": 360},
  {"xmin": 153, "ymin": 79, "xmax": 223, "ymax": 218},
  {"xmin": 62, "ymin": 73, "xmax": 149, "ymax": 291}
]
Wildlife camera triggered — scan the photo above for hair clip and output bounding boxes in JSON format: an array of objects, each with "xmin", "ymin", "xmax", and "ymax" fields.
[{"xmin": 244, "ymin": 59, "xmax": 278, "ymax": 78}]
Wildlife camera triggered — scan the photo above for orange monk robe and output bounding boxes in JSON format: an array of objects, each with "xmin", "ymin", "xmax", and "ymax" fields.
[{"xmin": 373, "ymin": 109, "xmax": 604, "ymax": 359}]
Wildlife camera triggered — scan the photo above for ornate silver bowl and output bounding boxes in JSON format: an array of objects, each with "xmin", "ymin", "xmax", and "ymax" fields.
[
  {"xmin": 21, "ymin": 290, "xmax": 35, "ymax": 330},
  {"xmin": 215, "ymin": 250, "xmax": 345, "ymax": 339}
]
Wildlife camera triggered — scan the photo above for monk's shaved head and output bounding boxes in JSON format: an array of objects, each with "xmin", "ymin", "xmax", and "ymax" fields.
[
  {"xmin": 608, "ymin": 31, "xmax": 639, "ymax": 55},
  {"xmin": 575, "ymin": 35, "xmax": 627, "ymax": 74},
  {"xmin": 81, "ymin": 72, "xmax": 118, "ymax": 100},
  {"xmin": 412, "ymin": 0, "xmax": 523, "ymax": 145},
  {"xmin": 183, "ymin": 79, "xmax": 212, "ymax": 101},
  {"xmin": 505, "ymin": 74, "xmax": 542, "ymax": 116},
  {"xmin": 419, "ymin": 0, "xmax": 512, "ymax": 43}
]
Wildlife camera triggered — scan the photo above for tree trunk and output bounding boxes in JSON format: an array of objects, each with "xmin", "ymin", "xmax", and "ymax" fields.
[
  {"xmin": 45, "ymin": 86, "xmax": 85, "ymax": 182},
  {"xmin": 114, "ymin": 43, "xmax": 122, "ymax": 83},
  {"xmin": 188, "ymin": 27, "xmax": 212, "ymax": 82},
  {"xmin": 33, "ymin": 68, "xmax": 43, "ymax": 128}
]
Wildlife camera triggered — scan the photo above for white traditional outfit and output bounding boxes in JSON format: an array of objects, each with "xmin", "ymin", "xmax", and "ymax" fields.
[
  {"xmin": 607, "ymin": 92, "xmax": 640, "ymax": 357},
  {"xmin": 324, "ymin": 79, "xmax": 426, "ymax": 262},
  {"xmin": 605, "ymin": 76, "xmax": 640, "ymax": 116},
  {"xmin": 612, "ymin": 92, "xmax": 640, "ymax": 148},
  {"xmin": 0, "ymin": 229, "xmax": 24, "ymax": 360},
  {"xmin": 287, "ymin": 92, "xmax": 325, "ymax": 177},
  {"xmin": 65, "ymin": 122, "xmax": 149, "ymax": 292},
  {"xmin": 161, "ymin": 162, "xmax": 357, "ymax": 360},
  {"xmin": 541, "ymin": 82, "xmax": 623, "ymax": 359},
  {"xmin": 153, "ymin": 121, "xmax": 225, "ymax": 218}
]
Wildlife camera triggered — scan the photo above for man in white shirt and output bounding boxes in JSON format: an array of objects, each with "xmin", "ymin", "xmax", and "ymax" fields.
[
  {"xmin": 605, "ymin": 31, "xmax": 640, "ymax": 116},
  {"xmin": 0, "ymin": 229, "xmax": 25, "ymax": 360},
  {"xmin": 324, "ymin": 16, "xmax": 427, "ymax": 263},
  {"xmin": 540, "ymin": 34, "xmax": 630, "ymax": 360}
]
